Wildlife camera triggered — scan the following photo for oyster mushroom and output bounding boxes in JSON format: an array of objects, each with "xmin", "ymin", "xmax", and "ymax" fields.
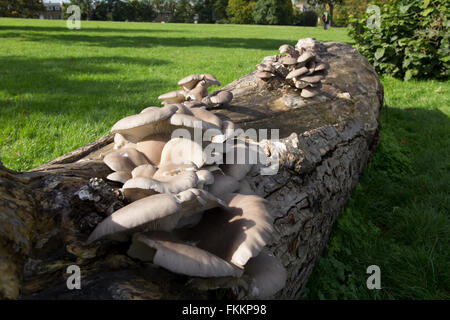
[
  {"xmin": 135, "ymin": 132, "xmax": 171, "ymax": 166},
  {"xmin": 110, "ymin": 104, "xmax": 178, "ymax": 143},
  {"xmin": 106, "ymin": 171, "xmax": 132, "ymax": 184},
  {"xmin": 153, "ymin": 162, "xmax": 198, "ymax": 180},
  {"xmin": 159, "ymin": 137, "xmax": 205, "ymax": 168},
  {"xmin": 87, "ymin": 188, "xmax": 224, "ymax": 243},
  {"xmin": 158, "ymin": 90, "xmax": 187, "ymax": 104},
  {"xmin": 189, "ymin": 107, "xmax": 222, "ymax": 128},
  {"xmin": 186, "ymin": 80, "xmax": 209, "ymax": 101},
  {"xmin": 202, "ymin": 90, "xmax": 233, "ymax": 107},
  {"xmin": 128, "ymin": 193, "xmax": 273, "ymax": 276},
  {"xmin": 202, "ymin": 74, "xmax": 221, "ymax": 87},
  {"xmin": 178, "ymin": 74, "xmax": 204, "ymax": 90},
  {"xmin": 297, "ymin": 51, "xmax": 315, "ymax": 65},
  {"xmin": 255, "ymin": 71, "xmax": 275, "ymax": 79},
  {"xmin": 245, "ymin": 248, "xmax": 287, "ymax": 299},
  {"xmin": 122, "ymin": 171, "xmax": 198, "ymax": 202},
  {"xmin": 285, "ymin": 67, "xmax": 309, "ymax": 80},
  {"xmin": 103, "ymin": 148, "xmax": 149, "ymax": 172},
  {"xmin": 256, "ymin": 63, "xmax": 275, "ymax": 73},
  {"xmin": 131, "ymin": 164, "xmax": 157, "ymax": 178},
  {"xmin": 279, "ymin": 44, "xmax": 297, "ymax": 57},
  {"xmin": 280, "ymin": 56, "xmax": 298, "ymax": 66},
  {"xmin": 301, "ymin": 87, "xmax": 320, "ymax": 98}
]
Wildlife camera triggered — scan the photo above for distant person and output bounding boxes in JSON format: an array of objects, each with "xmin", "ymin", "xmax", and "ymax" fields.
[{"xmin": 321, "ymin": 9, "xmax": 330, "ymax": 30}]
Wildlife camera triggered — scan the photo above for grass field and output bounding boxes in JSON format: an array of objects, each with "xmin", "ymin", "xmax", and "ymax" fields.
[{"xmin": 0, "ymin": 18, "xmax": 449, "ymax": 299}]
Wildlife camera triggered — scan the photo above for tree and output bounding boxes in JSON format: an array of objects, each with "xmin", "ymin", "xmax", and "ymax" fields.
[
  {"xmin": 226, "ymin": 0, "xmax": 255, "ymax": 24},
  {"xmin": 0, "ymin": 0, "xmax": 44, "ymax": 18},
  {"xmin": 213, "ymin": 0, "xmax": 228, "ymax": 22},
  {"xmin": 172, "ymin": 0, "xmax": 194, "ymax": 22},
  {"xmin": 306, "ymin": 0, "xmax": 343, "ymax": 26},
  {"xmin": 63, "ymin": 0, "xmax": 94, "ymax": 20},
  {"xmin": 253, "ymin": 0, "xmax": 293, "ymax": 25},
  {"xmin": 193, "ymin": 0, "xmax": 214, "ymax": 23}
]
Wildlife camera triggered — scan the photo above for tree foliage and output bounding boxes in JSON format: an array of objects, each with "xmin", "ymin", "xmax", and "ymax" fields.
[
  {"xmin": 293, "ymin": 9, "xmax": 318, "ymax": 26},
  {"xmin": 172, "ymin": 0, "xmax": 194, "ymax": 22},
  {"xmin": 0, "ymin": 0, "xmax": 44, "ymax": 18},
  {"xmin": 253, "ymin": 0, "xmax": 293, "ymax": 25},
  {"xmin": 226, "ymin": 0, "xmax": 255, "ymax": 24},
  {"xmin": 349, "ymin": 0, "xmax": 449, "ymax": 80},
  {"xmin": 307, "ymin": 0, "xmax": 343, "ymax": 25}
]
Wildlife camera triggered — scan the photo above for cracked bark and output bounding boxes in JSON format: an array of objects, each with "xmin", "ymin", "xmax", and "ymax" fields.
[{"xmin": 0, "ymin": 41, "xmax": 382, "ymax": 299}]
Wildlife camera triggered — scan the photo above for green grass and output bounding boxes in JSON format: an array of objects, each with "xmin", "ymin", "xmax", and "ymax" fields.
[{"xmin": 1, "ymin": 18, "xmax": 449, "ymax": 299}]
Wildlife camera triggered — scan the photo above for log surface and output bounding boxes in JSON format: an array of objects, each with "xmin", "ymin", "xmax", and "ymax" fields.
[{"xmin": 0, "ymin": 41, "xmax": 382, "ymax": 299}]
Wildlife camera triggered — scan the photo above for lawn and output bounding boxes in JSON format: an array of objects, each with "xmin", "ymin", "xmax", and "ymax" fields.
[{"xmin": 0, "ymin": 18, "xmax": 449, "ymax": 299}]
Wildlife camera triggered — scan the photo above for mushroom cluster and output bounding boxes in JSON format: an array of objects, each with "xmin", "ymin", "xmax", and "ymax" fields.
[
  {"xmin": 158, "ymin": 73, "xmax": 233, "ymax": 108},
  {"xmin": 87, "ymin": 74, "xmax": 286, "ymax": 299},
  {"xmin": 255, "ymin": 37, "xmax": 328, "ymax": 98}
]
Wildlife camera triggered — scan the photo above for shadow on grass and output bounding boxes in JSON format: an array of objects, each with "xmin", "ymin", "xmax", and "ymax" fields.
[
  {"xmin": 302, "ymin": 105, "xmax": 450, "ymax": 299},
  {"xmin": 0, "ymin": 26, "xmax": 352, "ymax": 50},
  {"xmin": 0, "ymin": 55, "xmax": 172, "ymax": 116}
]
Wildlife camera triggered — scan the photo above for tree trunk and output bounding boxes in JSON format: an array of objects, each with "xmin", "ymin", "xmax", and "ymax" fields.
[{"xmin": 0, "ymin": 41, "xmax": 382, "ymax": 300}]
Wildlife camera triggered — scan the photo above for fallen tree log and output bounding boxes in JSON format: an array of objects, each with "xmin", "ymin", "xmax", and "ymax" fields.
[{"xmin": 0, "ymin": 40, "xmax": 382, "ymax": 300}]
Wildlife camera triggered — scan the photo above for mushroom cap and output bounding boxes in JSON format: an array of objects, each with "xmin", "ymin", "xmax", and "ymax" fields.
[
  {"xmin": 221, "ymin": 143, "xmax": 254, "ymax": 181},
  {"xmin": 107, "ymin": 171, "xmax": 132, "ymax": 184},
  {"xmin": 122, "ymin": 171, "xmax": 198, "ymax": 202},
  {"xmin": 204, "ymin": 90, "xmax": 233, "ymax": 106},
  {"xmin": 256, "ymin": 63, "xmax": 275, "ymax": 73},
  {"xmin": 211, "ymin": 120, "xmax": 238, "ymax": 143},
  {"xmin": 183, "ymin": 100, "xmax": 205, "ymax": 108},
  {"xmin": 178, "ymin": 74, "xmax": 203, "ymax": 90},
  {"xmin": 314, "ymin": 62, "xmax": 328, "ymax": 72},
  {"xmin": 189, "ymin": 107, "xmax": 222, "ymax": 128},
  {"xmin": 295, "ymin": 37, "xmax": 318, "ymax": 51},
  {"xmin": 170, "ymin": 112, "xmax": 214, "ymax": 130},
  {"xmin": 113, "ymin": 133, "xmax": 136, "ymax": 150},
  {"xmin": 135, "ymin": 132, "xmax": 171, "ymax": 166},
  {"xmin": 153, "ymin": 162, "xmax": 198, "ymax": 180},
  {"xmin": 159, "ymin": 137, "xmax": 205, "ymax": 168},
  {"xmin": 298, "ymin": 74, "xmax": 323, "ymax": 84},
  {"xmin": 280, "ymin": 56, "xmax": 298, "ymax": 66},
  {"xmin": 110, "ymin": 105, "xmax": 178, "ymax": 143},
  {"xmin": 208, "ymin": 173, "xmax": 240, "ymax": 197},
  {"xmin": 87, "ymin": 193, "xmax": 182, "ymax": 243},
  {"xmin": 279, "ymin": 44, "xmax": 296, "ymax": 56},
  {"xmin": 186, "ymin": 81, "xmax": 209, "ymax": 101},
  {"xmin": 202, "ymin": 74, "xmax": 221, "ymax": 87},
  {"xmin": 175, "ymin": 193, "xmax": 274, "ymax": 267},
  {"xmin": 286, "ymin": 67, "xmax": 309, "ymax": 80},
  {"xmin": 245, "ymin": 248, "xmax": 287, "ymax": 299},
  {"xmin": 255, "ymin": 71, "xmax": 275, "ymax": 79},
  {"xmin": 301, "ymin": 87, "xmax": 320, "ymax": 98},
  {"xmin": 131, "ymin": 164, "xmax": 157, "ymax": 179},
  {"xmin": 104, "ymin": 148, "xmax": 149, "ymax": 172},
  {"xmin": 131, "ymin": 232, "xmax": 242, "ymax": 278},
  {"xmin": 130, "ymin": 193, "xmax": 273, "ymax": 276},
  {"xmin": 158, "ymin": 90, "xmax": 187, "ymax": 104},
  {"xmin": 297, "ymin": 51, "xmax": 315, "ymax": 65}
]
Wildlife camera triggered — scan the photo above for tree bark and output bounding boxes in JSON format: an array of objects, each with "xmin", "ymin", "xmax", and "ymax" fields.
[{"xmin": 0, "ymin": 41, "xmax": 382, "ymax": 300}]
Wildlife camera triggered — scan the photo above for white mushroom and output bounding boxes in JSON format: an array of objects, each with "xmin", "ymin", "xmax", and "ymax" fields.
[
  {"xmin": 135, "ymin": 132, "xmax": 171, "ymax": 166},
  {"xmin": 103, "ymin": 148, "xmax": 149, "ymax": 172},
  {"xmin": 106, "ymin": 171, "xmax": 132, "ymax": 184},
  {"xmin": 245, "ymin": 248, "xmax": 287, "ymax": 299},
  {"xmin": 122, "ymin": 171, "xmax": 198, "ymax": 202},
  {"xmin": 158, "ymin": 90, "xmax": 187, "ymax": 104},
  {"xmin": 131, "ymin": 164, "xmax": 157, "ymax": 178},
  {"xmin": 110, "ymin": 104, "xmax": 178, "ymax": 143}
]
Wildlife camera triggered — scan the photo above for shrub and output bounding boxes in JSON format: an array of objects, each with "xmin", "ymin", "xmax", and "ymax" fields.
[
  {"xmin": 349, "ymin": 0, "xmax": 449, "ymax": 81},
  {"xmin": 293, "ymin": 10, "xmax": 318, "ymax": 27},
  {"xmin": 253, "ymin": 0, "xmax": 293, "ymax": 25},
  {"xmin": 226, "ymin": 0, "xmax": 255, "ymax": 24}
]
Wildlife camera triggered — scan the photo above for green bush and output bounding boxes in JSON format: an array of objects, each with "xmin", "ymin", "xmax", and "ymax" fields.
[
  {"xmin": 293, "ymin": 10, "xmax": 318, "ymax": 27},
  {"xmin": 349, "ymin": 0, "xmax": 449, "ymax": 81}
]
